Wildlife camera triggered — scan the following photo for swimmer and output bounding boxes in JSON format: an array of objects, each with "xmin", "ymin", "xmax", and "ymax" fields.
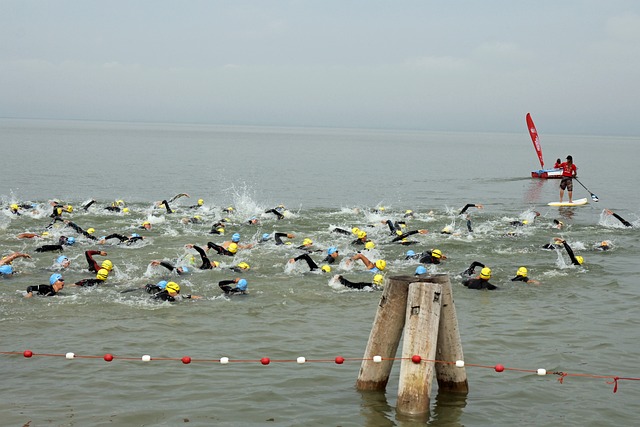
[
  {"xmin": 75, "ymin": 268, "xmax": 109, "ymax": 287},
  {"xmin": 459, "ymin": 203, "xmax": 483, "ymax": 215},
  {"xmin": 558, "ymin": 155, "xmax": 577, "ymax": 203},
  {"xmin": 24, "ymin": 273, "xmax": 65, "ymax": 297},
  {"xmin": 604, "ymin": 209, "xmax": 632, "ymax": 227},
  {"xmin": 510, "ymin": 267, "xmax": 540, "ymax": 285},
  {"xmin": 347, "ymin": 253, "xmax": 386, "ymax": 274},
  {"xmin": 150, "ymin": 259, "xmax": 189, "ymax": 275},
  {"xmin": 84, "ymin": 250, "xmax": 109, "ymax": 273},
  {"xmin": 185, "ymin": 244, "xmax": 220, "ymax": 270},
  {"xmin": 322, "ymin": 247, "xmax": 340, "ymax": 265},
  {"xmin": 462, "ymin": 264, "xmax": 496, "ymax": 290},
  {"xmin": 553, "ymin": 238, "xmax": 584, "ymax": 266},
  {"xmin": 218, "ymin": 278, "xmax": 248, "ymax": 295},
  {"xmin": 334, "ymin": 274, "xmax": 384, "ymax": 290},
  {"xmin": 289, "ymin": 253, "xmax": 321, "ymax": 272},
  {"xmin": 150, "ymin": 281, "xmax": 200, "ymax": 301},
  {"xmin": 419, "ymin": 249, "xmax": 445, "ymax": 265},
  {"xmin": 274, "ymin": 232, "xmax": 295, "ymax": 245},
  {"xmin": 391, "ymin": 229, "xmax": 428, "ymax": 242}
]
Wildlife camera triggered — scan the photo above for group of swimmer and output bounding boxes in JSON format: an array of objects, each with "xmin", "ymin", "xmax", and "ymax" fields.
[{"xmin": 2, "ymin": 192, "xmax": 634, "ymax": 298}]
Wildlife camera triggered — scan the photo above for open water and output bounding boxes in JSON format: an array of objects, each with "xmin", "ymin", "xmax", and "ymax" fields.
[{"xmin": 1, "ymin": 119, "xmax": 639, "ymax": 426}]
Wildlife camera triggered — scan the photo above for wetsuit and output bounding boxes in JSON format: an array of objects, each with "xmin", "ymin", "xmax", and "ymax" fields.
[
  {"xmin": 25, "ymin": 284, "xmax": 60, "ymax": 296},
  {"xmin": 207, "ymin": 242, "xmax": 235, "ymax": 256},
  {"xmin": 104, "ymin": 206, "xmax": 121, "ymax": 212},
  {"xmin": 104, "ymin": 233, "xmax": 129, "ymax": 243},
  {"xmin": 391, "ymin": 230, "xmax": 423, "ymax": 242},
  {"xmin": 75, "ymin": 277, "xmax": 105, "ymax": 287},
  {"xmin": 85, "ymin": 250, "xmax": 103, "ymax": 273},
  {"xmin": 265, "ymin": 208, "xmax": 285, "ymax": 220},
  {"xmin": 337, "ymin": 276, "xmax": 376, "ymax": 290},
  {"xmin": 35, "ymin": 244, "xmax": 64, "ymax": 253},
  {"xmin": 459, "ymin": 204, "xmax": 480, "ymax": 215},
  {"xmin": 274, "ymin": 232, "xmax": 291, "ymax": 245},
  {"xmin": 462, "ymin": 277, "xmax": 497, "ymax": 290},
  {"xmin": 66, "ymin": 221, "xmax": 98, "ymax": 240},
  {"xmin": 462, "ymin": 261, "xmax": 485, "ymax": 276},
  {"xmin": 291, "ymin": 253, "xmax": 319, "ymax": 271},
  {"xmin": 150, "ymin": 290, "xmax": 193, "ymax": 301},
  {"xmin": 159, "ymin": 200, "xmax": 173, "ymax": 214},
  {"xmin": 331, "ymin": 228, "xmax": 351, "ymax": 236},
  {"xmin": 158, "ymin": 261, "xmax": 185, "ymax": 275},
  {"xmin": 218, "ymin": 280, "xmax": 246, "ymax": 295},
  {"xmin": 193, "ymin": 245, "xmax": 215, "ymax": 269},
  {"xmin": 419, "ymin": 251, "xmax": 441, "ymax": 265},
  {"xmin": 82, "ymin": 200, "xmax": 96, "ymax": 211},
  {"xmin": 610, "ymin": 212, "xmax": 632, "ymax": 227},
  {"xmin": 561, "ymin": 241, "xmax": 582, "ymax": 265},
  {"xmin": 511, "ymin": 276, "xmax": 529, "ymax": 283}
]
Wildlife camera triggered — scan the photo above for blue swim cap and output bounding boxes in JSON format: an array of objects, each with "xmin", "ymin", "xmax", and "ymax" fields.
[
  {"xmin": 262, "ymin": 233, "xmax": 271, "ymax": 241},
  {"xmin": 49, "ymin": 273, "xmax": 62, "ymax": 285},
  {"xmin": 232, "ymin": 233, "xmax": 241, "ymax": 242},
  {"xmin": 157, "ymin": 280, "xmax": 168, "ymax": 289},
  {"xmin": 0, "ymin": 265, "xmax": 13, "ymax": 275},
  {"xmin": 406, "ymin": 250, "xmax": 416, "ymax": 257},
  {"xmin": 56, "ymin": 255, "xmax": 69, "ymax": 264},
  {"xmin": 237, "ymin": 279, "xmax": 248, "ymax": 291},
  {"xmin": 181, "ymin": 266, "xmax": 189, "ymax": 273},
  {"xmin": 415, "ymin": 265, "xmax": 427, "ymax": 275},
  {"xmin": 66, "ymin": 237, "xmax": 76, "ymax": 245},
  {"xmin": 131, "ymin": 233, "xmax": 140, "ymax": 238},
  {"xmin": 327, "ymin": 247, "xmax": 338, "ymax": 255}
]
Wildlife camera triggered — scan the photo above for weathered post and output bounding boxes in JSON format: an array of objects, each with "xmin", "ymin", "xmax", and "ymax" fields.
[
  {"xmin": 355, "ymin": 276, "xmax": 410, "ymax": 391},
  {"xmin": 434, "ymin": 275, "xmax": 469, "ymax": 392},
  {"xmin": 396, "ymin": 281, "xmax": 443, "ymax": 415}
]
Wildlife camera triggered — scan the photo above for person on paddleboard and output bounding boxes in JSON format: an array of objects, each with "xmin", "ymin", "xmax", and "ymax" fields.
[{"xmin": 558, "ymin": 155, "xmax": 578, "ymax": 203}]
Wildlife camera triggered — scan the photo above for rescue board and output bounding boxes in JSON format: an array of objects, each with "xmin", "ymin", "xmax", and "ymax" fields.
[{"xmin": 547, "ymin": 198, "xmax": 588, "ymax": 207}]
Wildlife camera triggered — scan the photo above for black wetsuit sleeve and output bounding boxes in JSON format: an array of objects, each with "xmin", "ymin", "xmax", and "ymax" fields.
[
  {"xmin": 338, "ymin": 276, "xmax": 370, "ymax": 289},
  {"xmin": 66, "ymin": 221, "xmax": 83, "ymax": 233},
  {"xmin": 391, "ymin": 229, "xmax": 420, "ymax": 242},
  {"xmin": 160, "ymin": 200, "xmax": 173, "ymax": 214},
  {"xmin": 612, "ymin": 213, "xmax": 632, "ymax": 227},
  {"xmin": 145, "ymin": 284, "xmax": 162, "ymax": 294},
  {"xmin": 126, "ymin": 236, "xmax": 144, "ymax": 245},
  {"xmin": 293, "ymin": 253, "xmax": 318, "ymax": 271},
  {"xmin": 83, "ymin": 200, "xmax": 96, "ymax": 211},
  {"xmin": 75, "ymin": 278, "xmax": 103, "ymax": 287},
  {"xmin": 193, "ymin": 245, "xmax": 212, "ymax": 269},
  {"xmin": 274, "ymin": 233, "xmax": 288, "ymax": 245},
  {"xmin": 463, "ymin": 261, "xmax": 485, "ymax": 275},
  {"xmin": 159, "ymin": 261, "xmax": 176, "ymax": 272},
  {"xmin": 35, "ymin": 244, "xmax": 64, "ymax": 253},
  {"xmin": 561, "ymin": 241, "xmax": 580, "ymax": 265},
  {"xmin": 265, "ymin": 208, "xmax": 285, "ymax": 220},
  {"xmin": 27, "ymin": 284, "xmax": 56, "ymax": 296},
  {"xmin": 104, "ymin": 233, "xmax": 128, "ymax": 242},
  {"xmin": 331, "ymin": 228, "xmax": 351, "ymax": 236},
  {"xmin": 459, "ymin": 204, "xmax": 476, "ymax": 215}
]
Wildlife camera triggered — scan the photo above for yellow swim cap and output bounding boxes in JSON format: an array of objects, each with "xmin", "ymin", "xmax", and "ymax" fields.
[
  {"xmin": 405, "ymin": 210, "xmax": 413, "ymax": 214},
  {"xmin": 165, "ymin": 281, "xmax": 180, "ymax": 293},
  {"xmin": 522, "ymin": 220, "xmax": 529, "ymax": 225},
  {"xmin": 480, "ymin": 267, "xmax": 491, "ymax": 279},
  {"xmin": 373, "ymin": 274, "xmax": 384, "ymax": 285},
  {"xmin": 198, "ymin": 199, "xmax": 204, "ymax": 205},
  {"xmin": 96, "ymin": 268, "xmax": 109, "ymax": 280},
  {"xmin": 10, "ymin": 203, "xmax": 19, "ymax": 211},
  {"xmin": 217, "ymin": 228, "xmax": 225, "ymax": 235},
  {"xmin": 432, "ymin": 249, "xmax": 442, "ymax": 259},
  {"xmin": 365, "ymin": 241, "xmax": 376, "ymax": 250},
  {"xmin": 516, "ymin": 267, "xmax": 528, "ymax": 277},
  {"xmin": 375, "ymin": 259, "xmax": 386, "ymax": 271},
  {"xmin": 228, "ymin": 243, "xmax": 238, "ymax": 254},
  {"xmin": 42, "ymin": 231, "xmax": 49, "ymax": 236},
  {"xmin": 351, "ymin": 227, "xmax": 360, "ymax": 235},
  {"xmin": 395, "ymin": 230, "xmax": 403, "ymax": 236},
  {"xmin": 101, "ymin": 260, "xmax": 113, "ymax": 271},
  {"xmin": 87, "ymin": 228, "xmax": 95, "ymax": 234},
  {"xmin": 321, "ymin": 265, "xmax": 331, "ymax": 273},
  {"xmin": 212, "ymin": 261, "xmax": 220, "ymax": 268},
  {"xmin": 441, "ymin": 225, "xmax": 453, "ymax": 234},
  {"xmin": 302, "ymin": 238, "xmax": 313, "ymax": 246},
  {"xmin": 237, "ymin": 262, "xmax": 250, "ymax": 270},
  {"xmin": 142, "ymin": 221, "xmax": 150, "ymax": 226},
  {"xmin": 122, "ymin": 207, "xmax": 130, "ymax": 213},
  {"xmin": 575, "ymin": 256, "xmax": 584, "ymax": 265},
  {"xmin": 358, "ymin": 231, "xmax": 367, "ymax": 239}
]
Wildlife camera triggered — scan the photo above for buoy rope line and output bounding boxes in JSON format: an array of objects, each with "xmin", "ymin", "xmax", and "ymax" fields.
[{"xmin": 3, "ymin": 350, "xmax": 638, "ymax": 393}]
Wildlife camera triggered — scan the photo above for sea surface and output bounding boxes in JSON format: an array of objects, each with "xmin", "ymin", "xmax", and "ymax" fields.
[{"xmin": 1, "ymin": 119, "xmax": 639, "ymax": 426}]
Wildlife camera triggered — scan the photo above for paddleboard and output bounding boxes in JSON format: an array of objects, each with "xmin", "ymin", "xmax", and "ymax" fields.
[{"xmin": 547, "ymin": 198, "xmax": 588, "ymax": 207}]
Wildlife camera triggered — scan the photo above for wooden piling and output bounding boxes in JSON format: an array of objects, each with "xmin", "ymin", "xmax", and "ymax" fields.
[
  {"xmin": 355, "ymin": 276, "xmax": 410, "ymax": 391},
  {"xmin": 396, "ymin": 281, "xmax": 442, "ymax": 415},
  {"xmin": 434, "ymin": 275, "xmax": 469, "ymax": 392}
]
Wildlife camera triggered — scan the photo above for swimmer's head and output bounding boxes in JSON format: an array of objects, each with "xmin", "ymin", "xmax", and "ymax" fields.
[
  {"xmin": 66, "ymin": 237, "xmax": 76, "ymax": 245},
  {"xmin": 49, "ymin": 273, "xmax": 63, "ymax": 285},
  {"xmin": 165, "ymin": 281, "xmax": 180, "ymax": 294},
  {"xmin": 415, "ymin": 265, "xmax": 427, "ymax": 275},
  {"xmin": 237, "ymin": 262, "xmax": 250, "ymax": 270},
  {"xmin": 327, "ymin": 247, "xmax": 338, "ymax": 256},
  {"xmin": 228, "ymin": 243, "xmax": 238, "ymax": 254},
  {"xmin": 96, "ymin": 268, "xmax": 109, "ymax": 281},
  {"xmin": 431, "ymin": 249, "xmax": 442, "ymax": 259},
  {"xmin": 0, "ymin": 265, "xmax": 14, "ymax": 275},
  {"xmin": 232, "ymin": 233, "xmax": 241, "ymax": 243},
  {"xmin": 262, "ymin": 233, "xmax": 271, "ymax": 241},
  {"xmin": 365, "ymin": 241, "xmax": 376, "ymax": 250},
  {"xmin": 198, "ymin": 198, "xmax": 204, "ymax": 206},
  {"xmin": 321, "ymin": 265, "xmax": 331, "ymax": 273},
  {"xmin": 575, "ymin": 256, "xmax": 584, "ymax": 265},
  {"xmin": 56, "ymin": 256, "xmax": 70, "ymax": 267},
  {"xmin": 375, "ymin": 259, "xmax": 386, "ymax": 271},
  {"xmin": 373, "ymin": 274, "xmax": 384, "ymax": 286},
  {"xmin": 516, "ymin": 267, "xmax": 528, "ymax": 277},
  {"xmin": 479, "ymin": 267, "xmax": 491, "ymax": 279},
  {"xmin": 406, "ymin": 250, "xmax": 415, "ymax": 257}
]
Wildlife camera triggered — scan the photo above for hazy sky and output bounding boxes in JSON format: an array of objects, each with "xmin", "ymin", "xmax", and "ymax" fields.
[{"xmin": 2, "ymin": 1, "xmax": 640, "ymax": 135}]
